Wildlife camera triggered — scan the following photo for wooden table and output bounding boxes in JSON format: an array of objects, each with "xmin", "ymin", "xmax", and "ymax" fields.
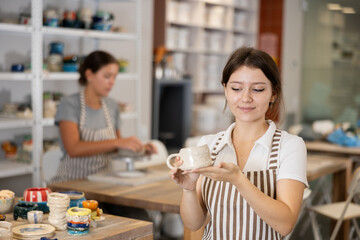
[
  {"xmin": 306, "ymin": 141, "xmax": 360, "ymax": 157},
  {"xmin": 5, "ymin": 213, "xmax": 152, "ymax": 239},
  {"xmin": 49, "ymin": 157, "xmax": 351, "ymax": 240}
]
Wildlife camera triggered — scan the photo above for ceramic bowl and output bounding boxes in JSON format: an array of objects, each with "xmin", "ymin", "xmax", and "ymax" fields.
[
  {"xmin": 23, "ymin": 187, "xmax": 51, "ymax": 202},
  {"xmin": 13, "ymin": 202, "xmax": 38, "ymax": 220},
  {"xmin": 82, "ymin": 200, "xmax": 98, "ymax": 211},
  {"xmin": 0, "ymin": 196, "xmax": 15, "ymax": 214},
  {"xmin": 18, "ymin": 197, "xmax": 49, "ymax": 213},
  {"xmin": 59, "ymin": 191, "xmax": 86, "ymax": 208}
]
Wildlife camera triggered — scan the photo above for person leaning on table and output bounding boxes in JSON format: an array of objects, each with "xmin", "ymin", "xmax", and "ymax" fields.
[
  {"xmin": 51, "ymin": 50, "xmax": 155, "ymax": 183},
  {"xmin": 170, "ymin": 46, "xmax": 308, "ymax": 239}
]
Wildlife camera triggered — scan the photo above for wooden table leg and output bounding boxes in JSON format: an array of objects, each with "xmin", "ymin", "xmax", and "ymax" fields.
[
  {"xmin": 332, "ymin": 160, "xmax": 352, "ymax": 240},
  {"xmin": 183, "ymin": 225, "xmax": 204, "ymax": 240}
]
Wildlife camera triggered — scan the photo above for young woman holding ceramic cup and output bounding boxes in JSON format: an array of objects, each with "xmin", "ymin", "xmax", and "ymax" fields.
[
  {"xmin": 52, "ymin": 51, "xmax": 155, "ymax": 182},
  {"xmin": 170, "ymin": 47, "xmax": 308, "ymax": 239}
]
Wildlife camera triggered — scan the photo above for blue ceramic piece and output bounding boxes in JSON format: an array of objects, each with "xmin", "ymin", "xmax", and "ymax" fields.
[
  {"xmin": 13, "ymin": 202, "xmax": 38, "ymax": 220},
  {"xmin": 11, "ymin": 64, "xmax": 25, "ymax": 72},
  {"xmin": 62, "ymin": 63, "xmax": 78, "ymax": 72},
  {"xmin": 49, "ymin": 42, "xmax": 64, "ymax": 55},
  {"xmin": 59, "ymin": 191, "xmax": 86, "ymax": 208}
]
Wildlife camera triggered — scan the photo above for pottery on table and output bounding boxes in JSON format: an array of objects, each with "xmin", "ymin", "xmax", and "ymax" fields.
[
  {"xmin": 23, "ymin": 187, "xmax": 52, "ymax": 202},
  {"xmin": 13, "ymin": 202, "xmax": 39, "ymax": 220},
  {"xmin": 59, "ymin": 191, "xmax": 86, "ymax": 208},
  {"xmin": 19, "ymin": 197, "xmax": 49, "ymax": 213},
  {"xmin": 0, "ymin": 196, "xmax": 14, "ymax": 214},
  {"xmin": 82, "ymin": 200, "xmax": 98, "ymax": 211},
  {"xmin": 0, "ymin": 221, "xmax": 12, "ymax": 240}
]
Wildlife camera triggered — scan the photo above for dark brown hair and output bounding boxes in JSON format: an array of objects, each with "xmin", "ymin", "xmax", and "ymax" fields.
[
  {"xmin": 78, "ymin": 50, "xmax": 118, "ymax": 86},
  {"xmin": 221, "ymin": 47, "xmax": 284, "ymax": 122}
]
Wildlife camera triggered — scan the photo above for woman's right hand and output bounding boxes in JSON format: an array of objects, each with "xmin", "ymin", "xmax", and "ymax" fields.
[
  {"xmin": 170, "ymin": 157, "xmax": 199, "ymax": 191},
  {"xmin": 116, "ymin": 136, "xmax": 144, "ymax": 153}
]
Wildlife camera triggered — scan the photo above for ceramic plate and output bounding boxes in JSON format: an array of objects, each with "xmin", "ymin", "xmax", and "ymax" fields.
[
  {"xmin": 95, "ymin": 216, "xmax": 105, "ymax": 222},
  {"xmin": 12, "ymin": 224, "xmax": 55, "ymax": 238}
]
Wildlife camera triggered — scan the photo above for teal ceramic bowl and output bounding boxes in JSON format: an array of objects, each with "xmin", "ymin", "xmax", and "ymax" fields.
[
  {"xmin": 13, "ymin": 202, "xmax": 38, "ymax": 220},
  {"xmin": 18, "ymin": 197, "xmax": 49, "ymax": 213}
]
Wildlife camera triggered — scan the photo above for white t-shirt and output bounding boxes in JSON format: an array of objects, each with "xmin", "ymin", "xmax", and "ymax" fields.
[{"xmin": 198, "ymin": 121, "xmax": 308, "ymax": 186}]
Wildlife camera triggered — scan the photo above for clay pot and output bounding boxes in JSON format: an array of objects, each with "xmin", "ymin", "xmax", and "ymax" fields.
[{"xmin": 23, "ymin": 187, "xmax": 51, "ymax": 202}]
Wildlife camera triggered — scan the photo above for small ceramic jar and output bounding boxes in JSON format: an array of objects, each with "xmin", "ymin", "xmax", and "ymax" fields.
[
  {"xmin": 13, "ymin": 202, "xmax": 39, "ymax": 220},
  {"xmin": 27, "ymin": 210, "xmax": 43, "ymax": 224}
]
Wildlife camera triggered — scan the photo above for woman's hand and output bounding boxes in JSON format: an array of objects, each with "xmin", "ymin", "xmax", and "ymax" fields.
[
  {"xmin": 116, "ymin": 136, "xmax": 144, "ymax": 152},
  {"xmin": 169, "ymin": 157, "xmax": 199, "ymax": 191},
  {"xmin": 144, "ymin": 143, "xmax": 157, "ymax": 155},
  {"xmin": 191, "ymin": 162, "xmax": 242, "ymax": 185}
]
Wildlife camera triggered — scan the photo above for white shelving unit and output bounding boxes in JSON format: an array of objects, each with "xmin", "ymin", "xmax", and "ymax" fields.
[
  {"xmin": 154, "ymin": 0, "xmax": 259, "ymax": 95},
  {"xmin": 0, "ymin": 0, "xmax": 143, "ymax": 187},
  {"xmin": 154, "ymin": 0, "xmax": 258, "ymax": 135}
]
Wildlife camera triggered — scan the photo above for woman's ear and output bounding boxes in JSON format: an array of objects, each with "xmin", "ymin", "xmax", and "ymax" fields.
[
  {"xmin": 271, "ymin": 94, "xmax": 277, "ymax": 103},
  {"xmin": 223, "ymin": 84, "xmax": 228, "ymax": 99},
  {"xmin": 85, "ymin": 69, "xmax": 93, "ymax": 83}
]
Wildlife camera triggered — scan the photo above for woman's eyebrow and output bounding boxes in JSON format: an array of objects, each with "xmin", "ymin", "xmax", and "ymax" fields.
[{"xmin": 229, "ymin": 81, "xmax": 267, "ymax": 85}]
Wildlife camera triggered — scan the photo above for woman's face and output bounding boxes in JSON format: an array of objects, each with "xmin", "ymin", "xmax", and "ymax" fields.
[
  {"xmin": 86, "ymin": 63, "xmax": 119, "ymax": 97},
  {"xmin": 224, "ymin": 66, "xmax": 275, "ymax": 124}
]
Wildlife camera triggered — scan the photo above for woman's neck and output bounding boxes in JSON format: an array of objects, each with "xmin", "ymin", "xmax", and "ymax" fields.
[
  {"xmin": 232, "ymin": 120, "xmax": 269, "ymax": 143},
  {"xmin": 84, "ymin": 87, "xmax": 101, "ymax": 109}
]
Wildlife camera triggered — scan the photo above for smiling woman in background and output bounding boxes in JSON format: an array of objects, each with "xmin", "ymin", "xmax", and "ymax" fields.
[
  {"xmin": 52, "ymin": 50, "xmax": 154, "ymax": 183},
  {"xmin": 170, "ymin": 47, "xmax": 308, "ymax": 239}
]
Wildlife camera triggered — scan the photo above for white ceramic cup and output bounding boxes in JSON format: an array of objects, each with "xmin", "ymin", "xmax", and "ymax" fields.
[
  {"xmin": 166, "ymin": 145, "xmax": 212, "ymax": 170},
  {"xmin": 27, "ymin": 210, "xmax": 43, "ymax": 224},
  {"xmin": 0, "ymin": 221, "xmax": 12, "ymax": 240}
]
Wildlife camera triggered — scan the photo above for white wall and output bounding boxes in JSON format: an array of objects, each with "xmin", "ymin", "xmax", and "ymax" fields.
[{"xmin": 281, "ymin": 0, "xmax": 304, "ymax": 129}]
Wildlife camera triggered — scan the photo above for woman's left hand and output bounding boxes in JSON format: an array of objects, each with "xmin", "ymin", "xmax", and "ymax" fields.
[{"xmin": 191, "ymin": 162, "xmax": 242, "ymax": 184}]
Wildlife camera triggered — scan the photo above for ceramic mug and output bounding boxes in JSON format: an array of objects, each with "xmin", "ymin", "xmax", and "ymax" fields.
[
  {"xmin": 0, "ymin": 221, "xmax": 12, "ymax": 240},
  {"xmin": 166, "ymin": 145, "xmax": 212, "ymax": 170},
  {"xmin": 27, "ymin": 210, "xmax": 43, "ymax": 224}
]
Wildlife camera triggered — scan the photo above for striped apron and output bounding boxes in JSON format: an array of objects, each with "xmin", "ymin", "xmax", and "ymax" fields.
[
  {"xmin": 51, "ymin": 89, "xmax": 117, "ymax": 183},
  {"xmin": 202, "ymin": 130, "xmax": 283, "ymax": 240}
]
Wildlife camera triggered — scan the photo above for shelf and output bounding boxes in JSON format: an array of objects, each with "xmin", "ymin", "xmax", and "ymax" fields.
[
  {"xmin": 0, "ymin": 159, "xmax": 33, "ymax": 179},
  {"xmin": 0, "ymin": 72, "xmax": 32, "ymax": 81},
  {"xmin": 42, "ymin": 26, "xmax": 137, "ymax": 41},
  {"xmin": 0, "ymin": 22, "xmax": 32, "ymax": 34},
  {"xmin": 168, "ymin": 48, "xmax": 230, "ymax": 56},
  {"xmin": 0, "ymin": 117, "xmax": 33, "ymax": 129},
  {"xmin": 43, "ymin": 72, "xmax": 138, "ymax": 81}
]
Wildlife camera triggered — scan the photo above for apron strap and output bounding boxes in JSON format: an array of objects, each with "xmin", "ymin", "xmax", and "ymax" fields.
[
  {"xmin": 268, "ymin": 129, "xmax": 282, "ymax": 170},
  {"xmin": 79, "ymin": 88, "xmax": 86, "ymax": 130}
]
